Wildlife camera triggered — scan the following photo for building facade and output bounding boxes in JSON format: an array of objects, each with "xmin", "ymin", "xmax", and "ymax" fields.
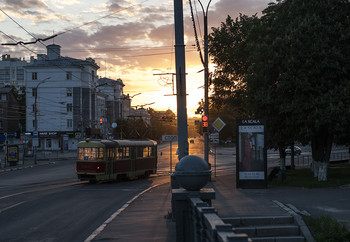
[
  {"xmin": 1, "ymin": 44, "xmax": 134, "ymax": 151},
  {"xmin": 0, "ymin": 54, "xmax": 27, "ymax": 88},
  {"xmin": 0, "ymin": 87, "xmax": 20, "ymax": 145},
  {"xmin": 25, "ymin": 44, "xmax": 102, "ymax": 151}
]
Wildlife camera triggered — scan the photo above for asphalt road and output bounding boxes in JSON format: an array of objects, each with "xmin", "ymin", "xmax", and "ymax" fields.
[
  {"xmin": 0, "ymin": 146, "xmax": 173, "ymax": 242},
  {"xmin": 1, "ymin": 140, "xmax": 348, "ymax": 241}
]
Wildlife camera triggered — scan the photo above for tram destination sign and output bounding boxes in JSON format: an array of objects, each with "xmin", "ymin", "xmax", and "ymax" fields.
[{"xmin": 162, "ymin": 135, "xmax": 178, "ymax": 142}]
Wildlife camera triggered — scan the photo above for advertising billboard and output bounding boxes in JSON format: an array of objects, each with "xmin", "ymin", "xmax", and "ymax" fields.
[
  {"xmin": 7, "ymin": 145, "xmax": 19, "ymax": 164},
  {"xmin": 236, "ymin": 119, "xmax": 267, "ymax": 188}
]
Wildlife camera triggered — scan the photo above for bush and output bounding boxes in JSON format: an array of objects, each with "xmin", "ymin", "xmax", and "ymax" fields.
[{"xmin": 303, "ymin": 215, "xmax": 350, "ymax": 242}]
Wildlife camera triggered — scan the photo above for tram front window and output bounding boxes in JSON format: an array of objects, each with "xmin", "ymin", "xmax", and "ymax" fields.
[{"xmin": 78, "ymin": 147, "xmax": 104, "ymax": 160}]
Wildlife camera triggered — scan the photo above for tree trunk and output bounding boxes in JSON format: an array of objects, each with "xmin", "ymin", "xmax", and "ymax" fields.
[
  {"xmin": 290, "ymin": 142, "xmax": 295, "ymax": 169},
  {"xmin": 278, "ymin": 147, "xmax": 286, "ymax": 181},
  {"xmin": 312, "ymin": 160, "xmax": 320, "ymax": 177},
  {"xmin": 311, "ymin": 128, "xmax": 333, "ymax": 182},
  {"xmin": 318, "ymin": 162, "xmax": 328, "ymax": 181}
]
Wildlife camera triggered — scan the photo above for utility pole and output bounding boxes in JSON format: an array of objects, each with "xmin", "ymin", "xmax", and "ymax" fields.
[
  {"xmin": 34, "ymin": 77, "xmax": 50, "ymax": 164},
  {"xmin": 198, "ymin": 0, "xmax": 212, "ymax": 164},
  {"xmin": 173, "ymin": 0, "xmax": 189, "ymax": 160}
]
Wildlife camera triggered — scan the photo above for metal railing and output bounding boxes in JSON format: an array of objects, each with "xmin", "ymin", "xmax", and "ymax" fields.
[{"xmin": 295, "ymin": 151, "xmax": 349, "ymax": 168}]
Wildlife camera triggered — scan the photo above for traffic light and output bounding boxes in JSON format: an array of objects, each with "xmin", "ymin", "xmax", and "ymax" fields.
[
  {"xmin": 99, "ymin": 118, "xmax": 103, "ymax": 125},
  {"xmin": 202, "ymin": 115, "xmax": 208, "ymax": 133}
]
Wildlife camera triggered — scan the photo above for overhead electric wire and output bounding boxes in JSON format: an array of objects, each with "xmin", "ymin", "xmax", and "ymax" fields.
[
  {"xmin": 189, "ymin": 0, "xmax": 204, "ymax": 65},
  {"xmin": 0, "ymin": 1, "xmax": 157, "ymax": 88},
  {"xmin": 1, "ymin": 0, "xmax": 182, "ymax": 118}
]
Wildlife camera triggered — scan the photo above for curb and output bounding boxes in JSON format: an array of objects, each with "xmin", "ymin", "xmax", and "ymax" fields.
[
  {"xmin": 84, "ymin": 182, "xmax": 167, "ymax": 242},
  {"xmin": 273, "ymin": 200, "xmax": 314, "ymax": 242}
]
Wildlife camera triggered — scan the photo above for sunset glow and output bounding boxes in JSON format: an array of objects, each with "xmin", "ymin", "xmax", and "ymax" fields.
[{"xmin": 0, "ymin": 0, "xmax": 271, "ymax": 116}]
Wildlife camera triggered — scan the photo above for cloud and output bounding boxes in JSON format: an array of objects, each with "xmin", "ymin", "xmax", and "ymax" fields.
[
  {"xmin": 209, "ymin": 0, "xmax": 271, "ymax": 26},
  {"xmin": 1, "ymin": 0, "xmax": 48, "ymax": 9},
  {"xmin": 0, "ymin": 0, "xmax": 275, "ymax": 115}
]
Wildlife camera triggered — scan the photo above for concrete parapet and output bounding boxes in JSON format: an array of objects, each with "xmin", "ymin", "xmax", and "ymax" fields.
[{"xmin": 172, "ymin": 188, "xmax": 251, "ymax": 242}]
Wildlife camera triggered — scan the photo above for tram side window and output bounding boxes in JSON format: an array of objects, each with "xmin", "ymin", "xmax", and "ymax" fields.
[
  {"xmin": 143, "ymin": 147, "xmax": 149, "ymax": 158},
  {"xmin": 78, "ymin": 147, "xmax": 104, "ymax": 160},
  {"xmin": 116, "ymin": 147, "xmax": 130, "ymax": 160},
  {"xmin": 116, "ymin": 148, "xmax": 123, "ymax": 160},
  {"xmin": 124, "ymin": 147, "xmax": 130, "ymax": 158},
  {"xmin": 150, "ymin": 147, "xmax": 155, "ymax": 157},
  {"xmin": 137, "ymin": 146, "xmax": 152, "ymax": 158}
]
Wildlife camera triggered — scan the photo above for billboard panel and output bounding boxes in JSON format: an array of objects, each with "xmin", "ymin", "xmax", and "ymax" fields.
[{"xmin": 236, "ymin": 119, "xmax": 267, "ymax": 188}]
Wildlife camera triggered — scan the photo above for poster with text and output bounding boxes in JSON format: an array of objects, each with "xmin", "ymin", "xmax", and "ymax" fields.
[{"xmin": 236, "ymin": 119, "xmax": 267, "ymax": 188}]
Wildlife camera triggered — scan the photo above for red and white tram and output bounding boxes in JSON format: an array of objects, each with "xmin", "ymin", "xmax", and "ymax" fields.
[{"xmin": 76, "ymin": 139, "xmax": 157, "ymax": 182}]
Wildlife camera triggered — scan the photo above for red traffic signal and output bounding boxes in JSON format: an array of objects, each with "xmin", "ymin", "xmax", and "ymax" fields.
[
  {"xmin": 202, "ymin": 115, "xmax": 208, "ymax": 132},
  {"xmin": 99, "ymin": 118, "xmax": 103, "ymax": 125}
]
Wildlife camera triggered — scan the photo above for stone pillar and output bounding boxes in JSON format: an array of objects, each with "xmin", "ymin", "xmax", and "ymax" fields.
[{"xmin": 172, "ymin": 188, "xmax": 215, "ymax": 242}]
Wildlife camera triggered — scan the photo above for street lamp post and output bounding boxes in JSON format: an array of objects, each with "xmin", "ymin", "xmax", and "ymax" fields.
[
  {"xmin": 34, "ymin": 77, "xmax": 50, "ymax": 164},
  {"xmin": 198, "ymin": 0, "xmax": 212, "ymax": 164},
  {"xmin": 174, "ymin": 0, "xmax": 189, "ymax": 160}
]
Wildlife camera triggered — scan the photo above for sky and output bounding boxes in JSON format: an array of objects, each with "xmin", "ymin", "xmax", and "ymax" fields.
[{"xmin": 0, "ymin": 0, "xmax": 272, "ymax": 117}]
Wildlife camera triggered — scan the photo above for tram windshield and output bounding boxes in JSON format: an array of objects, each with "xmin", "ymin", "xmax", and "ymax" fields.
[{"xmin": 78, "ymin": 147, "xmax": 104, "ymax": 160}]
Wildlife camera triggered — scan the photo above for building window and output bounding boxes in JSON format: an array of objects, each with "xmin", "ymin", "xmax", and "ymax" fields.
[
  {"xmin": 33, "ymin": 120, "xmax": 37, "ymax": 129},
  {"xmin": 1, "ymin": 94, "xmax": 7, "ymax": 101},
  {"xmin": 32, "ymin": 72, "xmax": 37, "ymax": 80},
  {"xmin": 67, "ymin": 103, "xmax": 72, "ymax": 112},
  {"xmin": 17, "ymin": 68, "xmax": 24, "ymax": 80},
  {"xmin": 66, "ymin": 88, "xmax": 72, "ymax": 97},
  {"xmin": 91, "ymin": 70, "xmax": 95, "ymax": 81},
  {"xmin": 67, "ymin": 119, "xmax": 73, "ymax": 128},
  {"xmin": 11, "ymin": 68, "xmax": 15, "ymax": 79},
  {"xmin": 0, "ymin": 68, "xmax": 10, "ymax": 81},
  {"xmin": 32, "ymin": 88, "xmax": 37, "ymax": 97},
  {"xmin": 66, "ymin": 72, "xmax": 72, "ymax": 80}
]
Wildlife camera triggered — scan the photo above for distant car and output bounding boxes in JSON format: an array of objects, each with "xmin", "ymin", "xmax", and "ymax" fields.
[{"xmin": 285, "ymin": 146, "xmax": 302, "ymax": 155}]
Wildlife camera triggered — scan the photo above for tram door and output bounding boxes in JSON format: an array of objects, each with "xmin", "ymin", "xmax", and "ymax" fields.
[
  {"xmin": 106, "ymin": 148, "xmax": 113, "ymax": 179},
  {"xmin": 130, "ymin": 146, "xmax": 136, "ymax": 176}
]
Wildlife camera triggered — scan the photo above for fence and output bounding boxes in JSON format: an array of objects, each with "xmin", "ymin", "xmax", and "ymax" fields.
[
  {"xmin": 268, "ymin": 151, "xmax": 350, "ymax": 169},
  {"xmin": 295, "ymin": 151, "xmax": 349, "ymax": 168}
]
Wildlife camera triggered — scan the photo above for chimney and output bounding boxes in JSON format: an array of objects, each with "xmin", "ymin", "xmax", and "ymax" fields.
[{"xmin": 47, "ymin": 44, "xmax": 61, "ymax": 60}]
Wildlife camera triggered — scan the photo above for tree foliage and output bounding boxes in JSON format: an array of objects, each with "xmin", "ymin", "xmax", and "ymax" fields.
[{"xmin": 209, "ymin": 0, "xmax": 350, "ymax": 180}]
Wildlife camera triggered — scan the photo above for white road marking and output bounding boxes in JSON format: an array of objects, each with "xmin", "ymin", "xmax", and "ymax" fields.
[
  {"xmin": 84, "ymin": 183, "xmax": 162, "ymax": 242},
  {"xmin": 0, "ymin": 201, "xmax": 26, "ymax": 214}
]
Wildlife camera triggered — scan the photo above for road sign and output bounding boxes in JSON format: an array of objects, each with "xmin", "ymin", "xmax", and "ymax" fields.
[
  {"xmin": 213, "ymin": 117, "xmax": 226, "ymax": 132},
  {"xmin": 33, "ymin": 138, "xmax": 39, "ymax": 147},
  {"xmin": 75, "ymin": 132, "xmax": 81, "ymax": 139},
  {"xmin": 162, "ymin": 135, "xmax": 178, "ymax": 142},
  {"xmin": 209, "ymin": 133, "xmax": 219, "ymax": 144}
]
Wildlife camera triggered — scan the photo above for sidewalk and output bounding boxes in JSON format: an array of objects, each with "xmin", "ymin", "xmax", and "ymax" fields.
[
  {"xmin": 0, "ymin": 150, "xmax": 76, "ymax": 171},
  {"xmin": 92, "ymin": 173, "xmax": 350, "ymax": 241}
]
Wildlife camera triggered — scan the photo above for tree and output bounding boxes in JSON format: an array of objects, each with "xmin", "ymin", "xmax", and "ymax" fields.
[
  {"xmin": 209, "ymin": 0, "xmax": 350, "ymax": 181},
  {"xmin": 148, "ymin": 108, "xmax": 177, "ymax": 140}
]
